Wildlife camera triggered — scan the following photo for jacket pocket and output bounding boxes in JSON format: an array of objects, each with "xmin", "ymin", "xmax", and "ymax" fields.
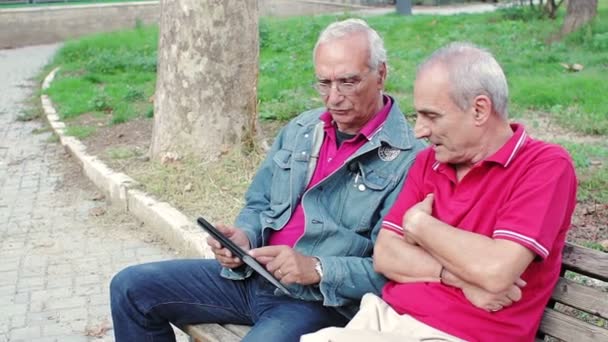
[
  {"xmin": 270, "ymin": 149, "xmax": 292, "ymax": 206},
  {"xmin": 342, "ymin": 166, "xmax": 392, "ymax": 234}
]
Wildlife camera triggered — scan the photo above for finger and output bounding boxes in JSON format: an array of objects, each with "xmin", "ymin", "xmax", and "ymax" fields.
[
  {"xmin": 281, "ymin": 273, "xmax": 296, "ymax": 285},
  {"xmin": 507, "ymin": 285, "xmax": 523, "ymax": 302},
  {"xmin": 498, "ymin": 298, "xmax": 513, "ymax": 307},
  {"xmin": 255, "ymin": 256, "xmax": 275, "ymax": 265},
  {"xmin": 487, "ymin": 304, "xmax": 503, "ymax": 312},
  {"xmin": 274, "ymin": 269, "xmax": 283, "ymax": 279},
  {"xmin": 215, "ymin": 223, "xmax": 234, "ymax": 235},
  {"xmin": 266, "ymin": 258, "xmax": 284, "ymax": 273},
  {"xmin": 206, "ymin": 237, "xmax": 221, "ymax": 249},
  {"xmin": 216, "ymin": 254, "xmax": 239, "ymax": 265},
  {"xmin": 514, "ymin": 278, "xmax": 527, "ymax": 287},
  {"xmin": 212, "ymin": 247, "xmax": 233, "ymax": 259},
  {"xmin": 249, "ymin": 245, "xmax": 286, "ymax": 258}
]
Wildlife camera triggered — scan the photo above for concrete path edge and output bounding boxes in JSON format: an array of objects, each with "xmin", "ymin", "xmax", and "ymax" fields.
[{"xmin": 41, "ymin": 67, "xmax": 213, "ymax": 259}]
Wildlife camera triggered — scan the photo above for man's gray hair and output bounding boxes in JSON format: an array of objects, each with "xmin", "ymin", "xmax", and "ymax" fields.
[
  {"xmin": 313, "ymin": 18, "xmax": 387, "ymax": 71},
  {"xmin": 418, "ymin": 42, "xmax": 509, "ymax": 119}
]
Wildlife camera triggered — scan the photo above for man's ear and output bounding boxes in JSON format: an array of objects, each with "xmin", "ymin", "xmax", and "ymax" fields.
[
  {"xmin": 473, "ymin": 95, "xmax": 492, "ymax": 125},
  {"xmin": 377, "ymin": 62, "xmax": 388, "ymax": 87}
]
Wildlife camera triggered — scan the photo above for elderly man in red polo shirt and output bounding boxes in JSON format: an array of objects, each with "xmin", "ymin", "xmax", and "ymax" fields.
[{"xmin": 302, "ymin": 42, "xmax": 577, "ymax": 342}]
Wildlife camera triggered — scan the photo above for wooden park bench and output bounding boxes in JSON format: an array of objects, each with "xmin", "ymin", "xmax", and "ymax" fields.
[{"xmin": 183, "ymin": 242, "xmax": 608, "ymax": 342}]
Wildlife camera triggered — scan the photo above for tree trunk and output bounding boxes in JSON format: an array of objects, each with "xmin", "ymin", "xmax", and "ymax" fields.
[
  {"xmin": 150, "ymin": 0, "xmax": 259, "ymax": 161},
  {"xmin": 561, "ymin": 0, "xmax": 597, "ymax": 35}
]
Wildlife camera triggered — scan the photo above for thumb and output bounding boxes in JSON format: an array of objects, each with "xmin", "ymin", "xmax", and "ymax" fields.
[
  {"xmin": 216, "ymin": 223, "xmax": 234, "ymax": 235},
  {"xmin": 424, "ymin": 193, "xmax": 434, "ymax": 203}
]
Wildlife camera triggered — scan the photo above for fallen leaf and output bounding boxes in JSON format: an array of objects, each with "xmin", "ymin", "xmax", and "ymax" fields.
[
  {"xmin": 91, "ymin": 192, "xmax": 105, "ymax": 201},
  {"xmin": 160, "ymin": 152, "xmax": 180, "ymax": 165},
  {"xmin": 571, "ymin": 63, "xmax": 584, "ymax": 72},
  {"xmin": 184, "ymin": 183, "xmax": 193, "ymax": 192},
  {"xmin": 220, "ymin": 144, "xmax": 231, "ymax": 156},
  {"xmin": 89, "ymin": 207, "xmax": 106, "ymax": 217},
  {"xmin": 85, "ymin": 319, "xmax": 111, "ymax": 337}
]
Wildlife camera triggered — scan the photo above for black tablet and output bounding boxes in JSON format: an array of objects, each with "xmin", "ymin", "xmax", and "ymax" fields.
[{"xmin": 197, "ymin": 217, "xmax": 292, "ymax": 296}]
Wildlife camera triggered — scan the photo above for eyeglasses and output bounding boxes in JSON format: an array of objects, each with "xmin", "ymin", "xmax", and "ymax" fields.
[{"xmin": 313, "ymin": 70, "xmax": 373, "ymax": 96}]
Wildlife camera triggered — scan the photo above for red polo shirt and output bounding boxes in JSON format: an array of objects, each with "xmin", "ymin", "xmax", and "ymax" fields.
[
  {"xmin": 381, "ymin": 124, "xmax": 577, "ymax": 341},
  {"xmin": 268, "ymin": 96, "xmax": 392, "ymax": 247}
]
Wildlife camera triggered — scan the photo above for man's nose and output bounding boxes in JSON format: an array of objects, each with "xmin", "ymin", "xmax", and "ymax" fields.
[
  {"xmin": 414, "ymin": 120, "xmax": 430, "ymax": 139},
  {"xmin": 325, "ymin": 84, "xmax": 344, "ymax": 105}
]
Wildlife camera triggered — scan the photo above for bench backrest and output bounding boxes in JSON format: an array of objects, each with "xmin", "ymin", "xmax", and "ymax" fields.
[{"xmin": 537, "ymin": 242, "xmax": 608, "ymax": 341}]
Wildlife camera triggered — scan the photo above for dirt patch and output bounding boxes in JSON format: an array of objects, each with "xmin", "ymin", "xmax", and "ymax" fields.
[
  {"xmin": 74, "ymin": 114, "xmax": 153, "ymax": 163},
  {"xmin": 516, "ymin": 112, "xmax": 605, "ymax": 145}
]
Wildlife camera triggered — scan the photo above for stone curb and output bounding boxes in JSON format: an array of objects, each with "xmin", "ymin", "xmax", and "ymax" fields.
[{"xmin": 41, "ymin": 67, "xmax": 213, "ymax": 259}]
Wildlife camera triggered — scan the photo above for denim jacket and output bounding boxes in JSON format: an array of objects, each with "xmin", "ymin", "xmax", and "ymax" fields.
[{"xmin": 221, "ymin": 99, "xmax": 425, "ymax": 317}]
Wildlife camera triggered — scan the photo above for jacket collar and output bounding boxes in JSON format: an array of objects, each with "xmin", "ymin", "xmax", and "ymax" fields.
[{"xmin": 294, "ymin": 95, "xmax": 417, "ymax": 151}]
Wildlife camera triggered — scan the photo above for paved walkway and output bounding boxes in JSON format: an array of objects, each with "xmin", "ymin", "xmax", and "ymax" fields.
[{"xmin": 0, "ymin": 44, "xmax": 187, "ymax": 342}]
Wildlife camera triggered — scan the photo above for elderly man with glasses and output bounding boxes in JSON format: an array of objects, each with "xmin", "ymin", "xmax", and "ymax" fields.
[{"xmin": 110, "ymin": 18, "xmax": 424, "ymax": 342}]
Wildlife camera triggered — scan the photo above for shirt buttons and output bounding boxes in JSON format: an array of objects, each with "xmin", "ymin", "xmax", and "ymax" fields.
[
  {"xmin": 358, "ymin": 184, "xmax": 366, "ymax": 191},
  {"xmin": 301, "ymin": 151, "xmax": 307, "ymax": 156},
  {"xmin": 304, "ymin": 134, "xmax": 309, "ymax": 138}
]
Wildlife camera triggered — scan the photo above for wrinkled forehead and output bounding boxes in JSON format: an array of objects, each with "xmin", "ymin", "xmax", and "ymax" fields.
[{"xmin": 314, "ymin": 34, "xmax": 370, "ymax": 77}]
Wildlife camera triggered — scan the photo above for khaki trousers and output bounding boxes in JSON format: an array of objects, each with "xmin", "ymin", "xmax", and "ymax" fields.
[{"xmin": 301, "ymin": 293, "xmax": 466, "ymax": 342}]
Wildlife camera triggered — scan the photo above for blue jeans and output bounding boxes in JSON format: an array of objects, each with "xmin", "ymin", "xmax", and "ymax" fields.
[{"xmin": 110, "ymin": 259, "xmax": 348, "ymax": 342}]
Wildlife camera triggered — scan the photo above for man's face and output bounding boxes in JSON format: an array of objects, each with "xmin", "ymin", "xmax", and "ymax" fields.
[
  {"xmin": 314, "ymin": 33, "xmax": 386, "ymax": 134},
  {"xmin": 413, "ymin": 65, "xmax": 479, "ymax": 165}
]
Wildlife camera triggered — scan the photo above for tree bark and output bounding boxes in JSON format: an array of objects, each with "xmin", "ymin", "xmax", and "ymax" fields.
[
  {"xmin": 561, "ymin": 0, "xmax": 597, "ymax": 35},
  {"xmin": 150, "ymin": 0, "xmax": 259, "ymax": 161}
]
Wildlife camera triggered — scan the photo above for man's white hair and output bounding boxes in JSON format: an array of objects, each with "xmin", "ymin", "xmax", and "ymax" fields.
[
  {"xmin": 313, "ymin": 18, "xmax": 387, "ymax": 71},
  {"xmin": 417, "ymin": 42, "xmax": 509, "ymax": 119}
]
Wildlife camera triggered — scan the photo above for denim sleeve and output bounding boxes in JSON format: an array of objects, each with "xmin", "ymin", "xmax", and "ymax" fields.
[{"xmin": 220, "ymin": 126, "xmax": 287, "ymax": 280}]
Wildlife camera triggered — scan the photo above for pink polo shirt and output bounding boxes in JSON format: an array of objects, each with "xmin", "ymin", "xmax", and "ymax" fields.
[
  {"xmin": 268, "ymin": 96, "xmax": 392, "ymax": 247},
  {"xmin": 381, "ymin": 124, "xmax": 577, "ymax": 341}
]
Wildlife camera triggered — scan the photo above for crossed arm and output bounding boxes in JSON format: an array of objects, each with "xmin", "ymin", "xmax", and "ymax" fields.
[{"xmin": 374, "ymin": 194, "xmax": 535, "ymax": 311}]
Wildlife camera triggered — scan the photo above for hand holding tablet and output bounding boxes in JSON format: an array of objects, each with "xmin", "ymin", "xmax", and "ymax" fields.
[{"xmin": 197, "ymin": 217, "xmax": 292, "ymax": 296}]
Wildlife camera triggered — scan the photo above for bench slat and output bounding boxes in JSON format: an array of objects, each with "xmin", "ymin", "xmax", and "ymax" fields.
[
  {"xmin": 184, "ymin": 323, "xmax": 240, "ymax": 342},
  {"xmin": 551, "ymin": 277, "xmax": 608, "ymax": 320},
  {"xmin": 539, "ymin": 308, "xmax": 608, "ymax": 342},
  {"xmin": 562, "ymin": 242, "xmax": 608, "ymax": 282},
  {"xmin": 223, "ymin": 324, "xmax": 251, "ymax": 337}
]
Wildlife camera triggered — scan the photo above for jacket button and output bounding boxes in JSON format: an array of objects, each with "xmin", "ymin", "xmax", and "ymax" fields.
[{"xmin": 358, "ymin": 184, "xmax": 366, "ymax": 191}]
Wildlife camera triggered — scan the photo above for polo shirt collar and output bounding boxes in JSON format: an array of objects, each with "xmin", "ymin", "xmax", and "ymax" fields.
[
  {"xmin": 319, "ymin": 95, "xmax": 392, "ymax": 141},
  {"xmin": 484, "ymin": 123, "xmax": 528, "ymax": 167}
]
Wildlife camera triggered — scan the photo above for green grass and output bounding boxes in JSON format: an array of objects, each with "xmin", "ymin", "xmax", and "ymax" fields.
[
  {"xmin": 64, "ymin": 125, "xmax": 96, "ymax": 138},
  {"xmin": 46, "ymin": 6, "xmax": 608, "ymax": 129},
  {"xmin": 106, "ymin": 146, "xmax": 141, "ymax": 160},
  {"xmin": 45, "ymin": 24, "xmax": 157, "ymax": 124},
  {"xmin": 557, "ymin": 141, "xmax": 608, "ymax": 203}
]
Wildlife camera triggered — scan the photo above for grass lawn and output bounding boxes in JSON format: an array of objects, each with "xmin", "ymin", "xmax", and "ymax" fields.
[
  {"xmin": 42, "ymin": 4, "xmax": 608, "ymax": 245},
  {"xmin": 45, "ymin": 5, "xmax": 608, "ymax": 129}
]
